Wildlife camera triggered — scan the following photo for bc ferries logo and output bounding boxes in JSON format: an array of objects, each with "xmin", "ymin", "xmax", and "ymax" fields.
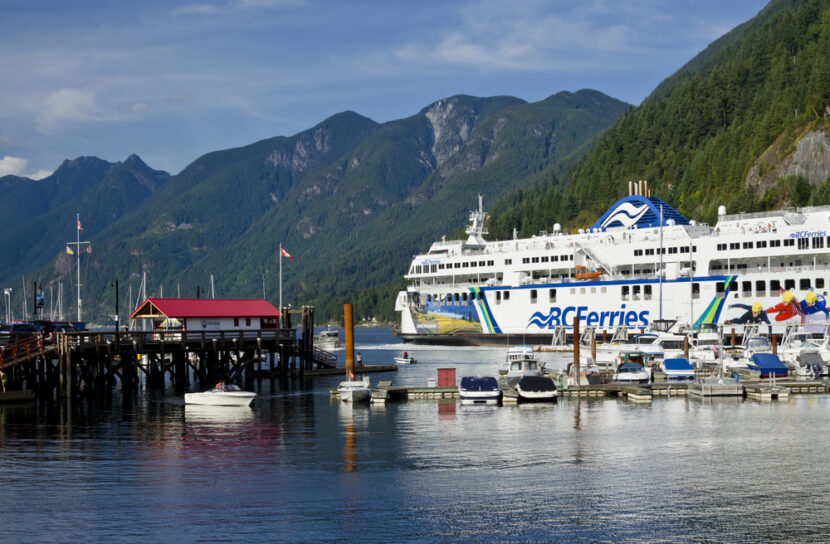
[
  {"xmin": 528, "ymin": 305, "xmax": 650, "ymax": 329},
  {"xmin": 600, "ymin": 202, "xmax": 648, "ymax": 229},
  {"xmin": 790, "ymin": 230, "xmax": 827, "ymax": 239}
]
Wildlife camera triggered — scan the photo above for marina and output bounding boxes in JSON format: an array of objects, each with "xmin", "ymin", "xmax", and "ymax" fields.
[{"xmin": 3, "ymin": 327, "xmax": 830, "ymax": 543}]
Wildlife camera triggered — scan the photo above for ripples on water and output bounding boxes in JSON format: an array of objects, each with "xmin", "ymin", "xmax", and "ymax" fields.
[{"xmin": 1, "ymin": 328, "xmax": 829, "ymax": 542}]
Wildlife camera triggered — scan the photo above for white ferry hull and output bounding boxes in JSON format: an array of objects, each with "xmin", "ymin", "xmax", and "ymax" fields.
[{"xmin": 398, "ymin": 195, "xmax": 830, "ymax": 344}]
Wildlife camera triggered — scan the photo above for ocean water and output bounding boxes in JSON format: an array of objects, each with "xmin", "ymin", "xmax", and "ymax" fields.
[{"xmin": 1, "ymin": 328, "xmax": 829, "ymax": 543}]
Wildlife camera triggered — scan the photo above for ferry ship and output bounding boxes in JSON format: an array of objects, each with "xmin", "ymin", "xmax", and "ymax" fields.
[{"xmin": 395, "ymin": 183, "xmax": 830, "ymax": 345}]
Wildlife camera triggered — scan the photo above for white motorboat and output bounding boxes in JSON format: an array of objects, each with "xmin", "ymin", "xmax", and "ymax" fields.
[
  {"xmin": 184, "ymin": 382, "xmax": 257, "ymax": 407},
  {"xmin": 394, "ymin": 355, "xmax": 417, "ymax": 365},
  {"xmin": 721, "ymin": 335, "xmax": 772, "ymax": 372},
  {"xmin": 689, "ymin": 328, "xmax": 721, "ymax": 366},
  {"xmin": 314, "ymin": 327, "xmax": 341, "ymax": 351},
  {"xmin": 500, "ymin": 345, "xmax": 543, "ymax": 386},
  {"xmin": 612, "ymin": 351, "xmax": 652, "ymax": 383},
  {"xmin": 458, "ymin": 376, "xmax": 502, "ymax": 404},
  {"xmin": 515, "ymin": 376, "xmax": 558, "ymax": 402},
  {"xmin": 338, "ymin": 377, "xmax": 371, "ymax": 402}
]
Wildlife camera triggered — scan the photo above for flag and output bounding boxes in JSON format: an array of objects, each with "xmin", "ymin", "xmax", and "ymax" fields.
[
  {"xmin": 77, "ymin": 218, "xmax": 83, "ymax": 231},
  {"xmin": 66, "ymin": 245, "xmax": 74, "ymax": 255},
  {"xmin": 86, "ymin": 245, "xmax": 92, "ymax": 254},
  {"xmin": 280, "ymin": 246, "xmax": 293, "ymax": 261}
]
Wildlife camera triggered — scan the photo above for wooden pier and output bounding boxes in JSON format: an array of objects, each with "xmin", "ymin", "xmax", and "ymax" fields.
[{"xmin": 0, "ymin": 307, "xmax": 338, "ymax": 402}]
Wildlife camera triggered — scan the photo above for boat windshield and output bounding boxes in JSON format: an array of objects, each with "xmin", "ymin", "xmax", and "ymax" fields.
[{"xmin": 746, "ymin": 337, "xmax": 771, "ymax": 350}]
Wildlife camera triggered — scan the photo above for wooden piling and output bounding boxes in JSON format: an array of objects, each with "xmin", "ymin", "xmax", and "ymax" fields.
[
  {"xmin": 683, "ymin": 335, "xmax": 689, "ymax": 359},
  {"xmin": 344, "ymin": 303, "xmax": 355, "ymax": 379},
  {"xmin": 772, "ymin": 334, "xmax": 777, "ymax": 355}
]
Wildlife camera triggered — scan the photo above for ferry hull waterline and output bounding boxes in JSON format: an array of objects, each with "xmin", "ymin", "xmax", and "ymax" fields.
[{"xmin": 397, "ymin": 189, "xmax": 830, "ymax": 344}]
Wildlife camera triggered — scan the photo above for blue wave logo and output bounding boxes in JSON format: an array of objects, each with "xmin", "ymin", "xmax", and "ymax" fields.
[
  {"xmin": 601, "ymin": 202, "xmax": 648, "ymax": 228},
  {"xmin": 528, "ymin": 309, "xmax": 556, "ymax": 328}
]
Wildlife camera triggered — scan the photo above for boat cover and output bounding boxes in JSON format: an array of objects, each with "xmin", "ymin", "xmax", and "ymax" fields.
[
  {"xmin": 748, "ymin": 353, "xmax": 789, "ymax": 377},
  {"xmin": 517, "ymin": 376, "xmax": 557, "ymax": 392},
  {"xmin": 797, "ymin": 351, "xmax": 824, "ymax": 366},
  {"xmin": 459, "ymin": 376, "xmax": 499, "ymax": 391},
  {"xmin": 662, "ymin": 358, "xmax": 694, "ymax": 371}
]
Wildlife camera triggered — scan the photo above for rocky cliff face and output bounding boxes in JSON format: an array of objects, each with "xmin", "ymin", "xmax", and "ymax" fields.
[
  {"xmin": 746, "ymin": 125, "xmax": 830, "ymax": 192},
  {"xmin": 423, "ymin": 97, "xmax": 475, "ymax": 166}
]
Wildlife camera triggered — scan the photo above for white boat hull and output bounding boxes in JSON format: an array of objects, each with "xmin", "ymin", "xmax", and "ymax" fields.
[
  {"xmin": 338, "ymin": 381, "xmax": 371, "ymax": 402},
  {"xmin": 184, "ymin": 390, "xmax": 256, "ymax": 407},
  {"xmin": 459, "ymin": 390, "xmax": 502, "ymax": 404}
]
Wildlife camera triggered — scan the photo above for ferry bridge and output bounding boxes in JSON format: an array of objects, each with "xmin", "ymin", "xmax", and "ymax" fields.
[{"xmin": 0, "ymin": 306, "xmax": 337, "ymax": 401}]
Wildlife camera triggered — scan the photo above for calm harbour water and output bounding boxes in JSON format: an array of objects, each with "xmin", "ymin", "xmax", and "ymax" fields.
[{"xmin": 1, "ymin": 327, "xmax": 829, "ymax": 543}]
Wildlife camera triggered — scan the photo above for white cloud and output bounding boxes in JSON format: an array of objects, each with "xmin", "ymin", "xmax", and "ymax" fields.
[
  {"xmin": 0, "ymin": 156, "xmax": 28, "ymax": 177},
  {"xmin": 130, "ymin": 102, "xmax": 150, "ymax": 113},
  {"xmin": 393, "ymin": 0, "xmax": 668, "ymax": 73},
  {"xmin": 0, "ymin": 156, "xmax": 50, "ymax": 179},
  {"xmin": 29, "ymin": 169, "xmax": 53, "ymax": 180},
  {"xmin": 174, "ymin": 0, "xmax": 304, "ymax": 16},
  {"xmin": 36, "ymin": 88, "xmax": 103, "ymax": 134}
]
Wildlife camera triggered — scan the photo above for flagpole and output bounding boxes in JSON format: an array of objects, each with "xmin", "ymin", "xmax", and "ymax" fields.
[
  {"xmin": 76, "ymin": 213, "xmax": 81, "ymax": 322},
  {"xmin": 279, "ymin": 243, "xmax": 283, "ymax": 328},
  {"xmin": 66, "ymin": 214, "xmax": 89, "ymax": 322}
]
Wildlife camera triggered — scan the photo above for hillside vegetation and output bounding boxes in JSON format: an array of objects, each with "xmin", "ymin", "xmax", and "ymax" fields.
[{"xmin": 488, "ymin": 0, "xmax": 830, "ymax": 238}]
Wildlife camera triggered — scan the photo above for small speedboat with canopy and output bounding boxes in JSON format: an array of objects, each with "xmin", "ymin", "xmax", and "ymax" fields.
[{"xmin": 185, "ymin": 382, "xmax": 257, "ymax": 407}]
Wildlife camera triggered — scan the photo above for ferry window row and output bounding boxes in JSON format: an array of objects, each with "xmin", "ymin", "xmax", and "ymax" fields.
[
  {"xmin": 622, "ymin": 283, "xmax": 700, "ymax": 301},
  {"xmin": 412, "ymin": 260, "xmax": 497, "ymax": 274},
  {"xmin": 522, "ymin": 255, "xmax": 574, "ymax": 264},
  {"xmin": 633, "ymin": 246, "xmax": 697, "ymax": 257},
  {"xmin": 422, "ymin": 292, "xmax": 482, "ymax": 305},
  {"xmin": 715, "ymin": 277, "xmax": 826, "ymax": 298},
  {"xmin": 714, "ymin": 237, "xmax": 826, "ymax": 252}
]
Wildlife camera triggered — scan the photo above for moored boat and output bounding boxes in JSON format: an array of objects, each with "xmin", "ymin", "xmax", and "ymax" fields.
[
  {"xmin": 338, "ymin": 377, "xmax": 372, "ymax": 402},
  {"xmin": 566, "ymin": 360, "xmax": 605, "ymax": 385},
  {"xmin": 500, "ymin": 345, "xmax": 543, "ymax": 386},
  {"xmin": 515, "ymin": 376, "xmax": 558, "ymax": 402},
  {"xmin": 660, "ymin": 357, "xmax": 696, "ymax": 381},
  {"xmin": 184, "ymin": 382, "xmax": 257, "ymax": 407},
  {"xmin": 612, "ymin": 351, "xmax": 652, "ymax": 384},
  {"xmin": 458, "ymin": 376, "xmax": 502, "ymax": 404},
  {"xmin": 746, "ymin": 353, "xmax": 789, "ymax": 378}
]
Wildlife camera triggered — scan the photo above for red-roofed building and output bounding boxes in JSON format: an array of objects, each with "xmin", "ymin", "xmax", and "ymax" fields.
[{"xmin": 129, "ymin": 298, "xmax": 280, "ymax": 331}]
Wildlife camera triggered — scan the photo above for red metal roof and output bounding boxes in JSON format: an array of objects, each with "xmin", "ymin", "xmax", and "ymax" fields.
[{"xmin": 129, "ymin": 298, "xmax": 281, "ymax": 319}]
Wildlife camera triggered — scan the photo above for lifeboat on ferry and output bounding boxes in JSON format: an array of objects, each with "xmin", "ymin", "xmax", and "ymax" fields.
[{"xmin": 574, "ymin": 265, "xmax": 602, "ymax": 280}]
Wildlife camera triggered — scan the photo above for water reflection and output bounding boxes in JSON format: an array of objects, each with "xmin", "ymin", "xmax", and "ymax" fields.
[{"xmin": 339, "ymin": 402, "xmax": 358, "ymax": 472}]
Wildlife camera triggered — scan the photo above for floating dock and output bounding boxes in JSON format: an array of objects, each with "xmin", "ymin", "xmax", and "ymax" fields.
[{"xmin": 330, "ymin": 379, "xmax": 830, "ymax": 403}]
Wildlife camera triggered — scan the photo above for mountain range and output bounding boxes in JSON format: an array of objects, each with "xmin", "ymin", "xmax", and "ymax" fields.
[
  {"xmin": 4, "ymin": 0, "xmax": 829, "ymax": 326},
  {"xmin": 0, "ymin": 91, "xmax": 628, "ymax": 323}
]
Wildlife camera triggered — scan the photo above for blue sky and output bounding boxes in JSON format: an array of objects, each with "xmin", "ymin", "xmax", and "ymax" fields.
[{"xmin": 0, "ymin": 0, "xmax": 769, "ymax": 178}]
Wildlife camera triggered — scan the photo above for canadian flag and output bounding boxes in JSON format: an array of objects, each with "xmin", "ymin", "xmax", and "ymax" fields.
[
  {"xmin": 77, "ymin": 218, "xmax": 83, "ymax": 231},
  {"xmin": 280, "ymin": 246, "xmax": 293, "ymax": 261}
]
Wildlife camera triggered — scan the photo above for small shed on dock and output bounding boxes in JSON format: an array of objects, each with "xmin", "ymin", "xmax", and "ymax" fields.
[{"xmin": 129, "ymin": 298, "xmax": 281, "ymax": 331}]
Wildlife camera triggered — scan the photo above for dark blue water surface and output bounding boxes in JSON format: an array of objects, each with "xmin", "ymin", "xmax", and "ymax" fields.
[{"xmin": 2, "ymin": 328, "xmax": 829, "ymax": 543}]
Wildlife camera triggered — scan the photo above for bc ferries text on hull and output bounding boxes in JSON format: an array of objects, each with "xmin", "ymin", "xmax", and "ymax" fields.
[{"xmin": 396, "ymin": 189, "xmax": 830, "ymax": 344}]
